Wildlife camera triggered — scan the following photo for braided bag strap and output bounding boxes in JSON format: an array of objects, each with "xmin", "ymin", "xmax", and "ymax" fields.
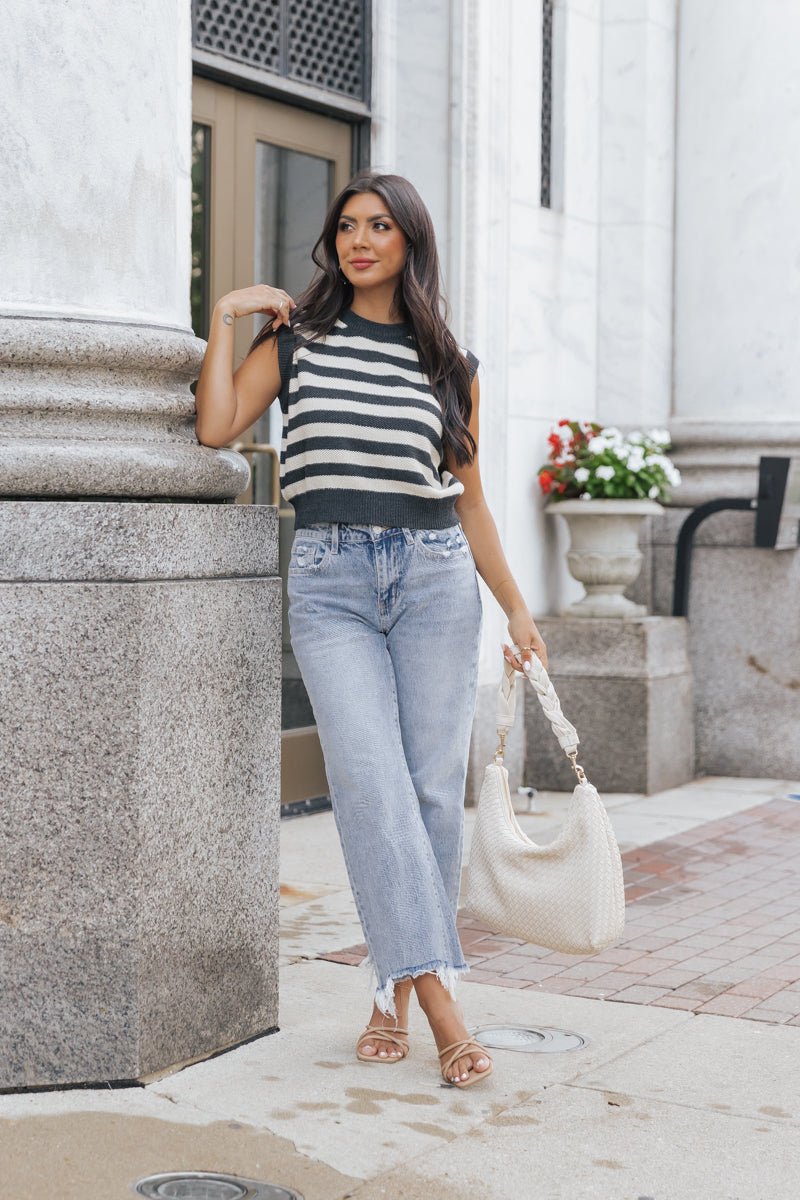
[{"xmin": 494, "ymin": 650, "xmax": 581, "ymax": 769}]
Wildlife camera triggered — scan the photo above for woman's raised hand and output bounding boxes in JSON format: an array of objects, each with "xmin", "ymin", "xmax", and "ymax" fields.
[
  {"xmin": 502, "ymin": 611, "xmax": 548, "ymax": 673},
  {"xmin": 216, "ymin": 285, "xmax": 296, "ymax": 329}
]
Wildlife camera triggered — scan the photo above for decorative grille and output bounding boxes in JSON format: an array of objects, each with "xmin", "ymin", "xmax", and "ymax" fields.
[
  {"xmin": 193, "ymin": 0, "xmax": 281, "ymax": 74},
  {"xmin": 192, "ymin": 0, "xmax": 368, "ymax": 101},
  {"xmin": 540, "ymin": 0, "xmax": 553, "ymax": 208}
]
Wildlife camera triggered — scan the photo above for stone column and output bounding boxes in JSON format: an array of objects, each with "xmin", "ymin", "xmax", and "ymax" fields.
[
  {"xmin": 0, "ymin": 3, "xmax": 280, "ymax": 1088},
  {"xmin": 649, "ymin": 0, "xmax": 800, "ymax": 778}
]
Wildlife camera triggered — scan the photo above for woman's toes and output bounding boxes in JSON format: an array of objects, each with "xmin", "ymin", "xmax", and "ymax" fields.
[{"xmin": 361, "ymin": 1041, "xmax": 377, "ymax": 1056}]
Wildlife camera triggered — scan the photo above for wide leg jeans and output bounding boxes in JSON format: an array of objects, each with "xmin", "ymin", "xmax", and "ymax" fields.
[{"xmin": 286, "ymin": 520, "xmax": 483, "ymax": 1017}]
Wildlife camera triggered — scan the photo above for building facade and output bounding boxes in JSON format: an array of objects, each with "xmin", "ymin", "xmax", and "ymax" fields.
[
  {"xmin": 189, "ymin": 0, "xmax": 796, "ymax": 786},
  {"xmin": 2, "ymin": 0, "xmax": 798, "ymax": 1087}
]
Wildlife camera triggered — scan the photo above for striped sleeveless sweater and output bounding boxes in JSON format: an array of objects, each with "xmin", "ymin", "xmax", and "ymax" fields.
[{"xmin": 275, "ymin": 306, "xmax": 479, "ymax": 530}]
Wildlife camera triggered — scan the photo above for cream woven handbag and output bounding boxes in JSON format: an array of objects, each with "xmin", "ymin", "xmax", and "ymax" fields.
[{"xmin": 461, "ymin": 652, "xmax": 625, "ymax": 954}]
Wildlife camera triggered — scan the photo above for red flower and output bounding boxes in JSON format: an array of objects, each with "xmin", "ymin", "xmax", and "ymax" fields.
[
  {"xmin": 557, "ymin": 482, "xmax": 567, "ymax": 494},
  {"xmin": 539, "ymin": 470, "xmax": 554, "ymax": 495}
]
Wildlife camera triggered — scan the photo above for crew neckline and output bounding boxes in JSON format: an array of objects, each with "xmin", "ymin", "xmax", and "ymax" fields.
[{"xmin": 339, "ymin": 306, "xmax": 412, "ymax": 339}]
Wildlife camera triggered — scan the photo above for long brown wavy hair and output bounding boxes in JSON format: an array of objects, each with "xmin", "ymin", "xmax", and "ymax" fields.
[{"xmin": 249, "ymin": 170, "xmax": 477, "ymax": 467}]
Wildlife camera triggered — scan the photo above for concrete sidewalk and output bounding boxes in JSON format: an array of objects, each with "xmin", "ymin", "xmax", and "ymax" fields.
[{"xmin": 3, "ymin": 777, "xmax": 800, "ymax": 1199}]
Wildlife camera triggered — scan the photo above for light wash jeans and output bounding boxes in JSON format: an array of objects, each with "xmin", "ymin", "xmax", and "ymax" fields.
[{"xmin": 287, "ymin": 520, "xmax": 483, "ymax": 1017}]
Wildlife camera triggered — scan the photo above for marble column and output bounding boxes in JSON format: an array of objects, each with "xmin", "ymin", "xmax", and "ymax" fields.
[
  {"xmin": 650, "ymin": 0, "xmax": 800, "ymax": 777},
  {"xmin": 0, "ymin": 2, "xmax": 280, "ymax": 1088},
  {"xmin": 671, "ymin": 0, "xmax": 800, "ymax": 501}
]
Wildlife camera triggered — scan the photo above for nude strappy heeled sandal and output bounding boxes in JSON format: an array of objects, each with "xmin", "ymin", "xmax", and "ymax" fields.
[
  {"xmin": 355, "ymin": 1025, "xmax": 410, "ymax": 1063},
  {"xmin": 438, "ymin": 1038, "xmax": 494, "ymax": 1087}
]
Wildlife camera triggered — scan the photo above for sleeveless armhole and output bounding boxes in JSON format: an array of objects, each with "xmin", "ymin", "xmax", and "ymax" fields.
[
  {"xmin": 276, "ymin": 325, "xmax": 296, "ymax": 414},
  {"xmin": 276, "ymin": 325, "xmax": 295, "ymax": 384},
  {"xmin": 464, "ymin": 348, "xmax": 479, "ymax": 383}
]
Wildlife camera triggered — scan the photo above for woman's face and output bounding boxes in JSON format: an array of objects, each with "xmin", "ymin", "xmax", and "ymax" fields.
[{"xmin": 335, "ymin": 191, "xmax": 409, "ymax": 294}]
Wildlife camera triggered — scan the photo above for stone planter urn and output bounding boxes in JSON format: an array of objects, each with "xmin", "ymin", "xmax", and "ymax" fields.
[{"xmin": 547, "ymin": 498, "xmax": 663, "ymax": 618}]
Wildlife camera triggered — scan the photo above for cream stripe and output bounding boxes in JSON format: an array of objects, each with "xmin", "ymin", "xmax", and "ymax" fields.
[
  {"xmin": 327, "ymin": 327, "xmax": 421, "ymax": 362},
  {"xmin": 283, "ymin": 473, "xmax": 464, "ymax": 500},
  {"xmin": 286, "ymin": 395, "xmax": 441, "ymax": 433},
  {"xmin": 300, "ymin": 348, "xmax": 429, "ymax": 385},
  {"xmin": 283, "ymin": 447, "xmax": 441, "ymax": 484},
  {"xmin": 285, "ymin": 423, "xmax": 441, "ymax": 458},
  {"xmin": 287, "ymin": 376, "xmax": 440, "ymax": 419}
]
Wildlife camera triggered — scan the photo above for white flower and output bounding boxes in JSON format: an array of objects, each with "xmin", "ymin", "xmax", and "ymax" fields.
[
  {"xmin": 648, "ymin": 428, "xmax": 671, "ymax": 446},
  {"xmin": 628, "ymin": 430, "xmax": 644, "ymax": 445},
  {"xmin": 648, "ymin": 485, "xmax": 660, "ymax": 499},
  {"xmin": 579, "ymin": 492, "xmax": 592, "ymax": 501},
  {"xmin": 574, "ymin": 467, "xmax": 590, "ymax": 483},
  {"xmin": 558, "ymin": 425, "xmax": 573, "ymax": 444},
  {"xmin": 646, "ymin": 453, "xmax": 670, "ymax": 470},
  {"xmin": 588, "ymin": 436, "xmax": 609, "ymax": 454},
  {"xmin": 627, "ymin": 452, "xmax": 645, "ymax": 473},
  {"xmin": 666, "ymin": 466, "xmax": 682, "ymax": 486},
  {"xmin": 595, "ymin": 464, "xmax": 616, "ymax": 481}
]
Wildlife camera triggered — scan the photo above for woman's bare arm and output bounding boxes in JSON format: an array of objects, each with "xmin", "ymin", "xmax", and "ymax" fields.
[
  {"xmin": 448, "ymin": 371, "xmax": 548, "ymax": 671},
  {"xmin": 194, "ymin": 285, "xmax": 295, "ymax": 448}
]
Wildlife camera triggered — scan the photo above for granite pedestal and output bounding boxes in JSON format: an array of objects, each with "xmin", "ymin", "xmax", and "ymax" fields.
[
  {"xmin": 0, "ymin": 502, "xmax": 281, "ymax": 1089},
  {"xmin": 644, "ymin": 508, "xmax": 800, "ymax": 779},
  {"xmin": 524, "ymin": 616, "xmax": 694, "ymax": 795}
]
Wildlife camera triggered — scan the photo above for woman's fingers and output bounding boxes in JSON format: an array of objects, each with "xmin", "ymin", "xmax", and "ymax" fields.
[
  {"xmin": 501, "ymin": 640, "xmax": 549, "ymax": 674},
  {"xmin": 269, "ymin": 287, "xmax": 296, "ymax": 330},
  {"xmin": 501, "ymin": 641, "xmax": 531, "ymax": 673}
]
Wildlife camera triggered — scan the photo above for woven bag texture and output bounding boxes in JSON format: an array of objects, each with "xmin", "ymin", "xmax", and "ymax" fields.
[{"xmin": 461, "ymin": 763, "xmax": 626, "ymax": 954}]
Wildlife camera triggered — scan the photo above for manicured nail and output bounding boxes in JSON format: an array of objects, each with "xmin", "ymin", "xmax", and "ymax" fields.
[{"xmin": 523, "ymin": 660, "xmax": 531, "ymax": 671}]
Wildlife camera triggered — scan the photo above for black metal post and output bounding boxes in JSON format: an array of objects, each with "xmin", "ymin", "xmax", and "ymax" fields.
[{"xmin": 672, "ymin": 498, "xmax": 756, "ymax": 618}]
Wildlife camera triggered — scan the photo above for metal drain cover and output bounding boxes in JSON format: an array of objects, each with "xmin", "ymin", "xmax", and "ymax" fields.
[
  {"xmin": 472, "ymin": 1024, "xmax": 587, "ymax": 1053},
  {"xmin": 133, "ymin": 1174, "xmax": 303, "ymax": 1200}
]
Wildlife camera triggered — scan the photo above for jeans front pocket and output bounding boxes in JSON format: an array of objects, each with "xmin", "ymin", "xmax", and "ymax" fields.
[
  {"xmin": 413, "ymin": 525, "xmax": 472, "ymax": 563},
  {"xmin": 288, "ymin": 533, "xmax": 333, "ymax": 575}
]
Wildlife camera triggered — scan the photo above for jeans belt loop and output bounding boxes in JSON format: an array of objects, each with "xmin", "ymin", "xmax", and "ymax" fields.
[
  {"xmin": 402, "ymin": 527, "xmax": 414, "ymax": 546},
  {"xmin": 331, "ymin": 522, "xmax": 339, "ymax": 553}
]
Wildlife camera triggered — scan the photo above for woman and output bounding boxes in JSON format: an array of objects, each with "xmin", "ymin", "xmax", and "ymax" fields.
[{"xmin": 195, "ymin": 170, "xmax": 547, "ymax": 1089}]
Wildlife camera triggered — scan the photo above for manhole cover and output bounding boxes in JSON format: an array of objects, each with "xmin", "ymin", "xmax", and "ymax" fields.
[
  {"xmin": 472, "ymin": 1025, "xmax": 587, "ymax": 1053},
  {"xmin": 133, "ymin": 1174, "xmax": 303, "ymax": 1200}
]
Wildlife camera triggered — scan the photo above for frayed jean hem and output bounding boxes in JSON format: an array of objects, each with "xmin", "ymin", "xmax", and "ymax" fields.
[{"xmin": 367, "ymin": 959, "xmax": 470, "ymax": 1019}]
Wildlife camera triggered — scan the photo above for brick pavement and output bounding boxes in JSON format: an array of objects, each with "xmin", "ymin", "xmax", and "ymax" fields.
[{"xmin": 319, "ymin": 796, "xmax": 800, "ymax": 1025}]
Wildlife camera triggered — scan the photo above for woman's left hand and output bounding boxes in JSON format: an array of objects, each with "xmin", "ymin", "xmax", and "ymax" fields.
[{"xmin": 502, "ymin": 610, "xmax": 548, "ymax": 673}]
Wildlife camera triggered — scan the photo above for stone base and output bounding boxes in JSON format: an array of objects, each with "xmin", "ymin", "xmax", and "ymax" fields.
[
  {"xmin": 0, "ymin": 502, "xmax": 281, "ymax": 1089},
  {"xmin": 646, "ymin": 508, "xmax": 800, "ymax": 779},
  {"xmin": 524, "ymin": 617, "xmax": 694, "ymax": 795}
]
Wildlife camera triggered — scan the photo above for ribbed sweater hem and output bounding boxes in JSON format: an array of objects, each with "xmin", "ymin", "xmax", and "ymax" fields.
[{"xmin": 291, "ymin": 490, "xmax": 460, "ymax": 530}]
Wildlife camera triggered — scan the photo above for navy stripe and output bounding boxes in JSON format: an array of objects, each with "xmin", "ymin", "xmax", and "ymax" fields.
[
  {"xmin": 289, "ymin": 383, "xmax": 441, "ymax": 421},
  {"xmin": 306, "ymin": 343, "xmax": 421, "ymax": 372},
  {"xmin": 287, "ymin": 409, "xmax": 441, "ymax": 447},
  {"xmin": 297, "ymin": 358, "xmax": 434, "ymax": 395},
  {"xmin": 286, "ymin": 435, "xmax": 438, "ymax": 469},
  {"xmin": 283, "ymin": 461, "xmax": 436, "ymax": 489}
]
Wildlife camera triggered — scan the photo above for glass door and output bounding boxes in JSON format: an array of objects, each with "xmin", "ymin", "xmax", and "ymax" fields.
[{"xmin": 192, "ymin": 78, "xmax": 353, "ymax": 809}]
